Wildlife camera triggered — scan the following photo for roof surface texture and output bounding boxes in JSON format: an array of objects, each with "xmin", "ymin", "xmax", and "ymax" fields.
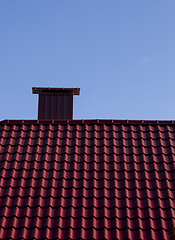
[{"xmin": 0, "ymin": 119, "xmax": 175, "ymax": 239}]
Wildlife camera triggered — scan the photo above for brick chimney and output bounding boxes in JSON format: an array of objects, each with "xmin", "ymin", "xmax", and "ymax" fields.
[{"xmin": 32, "ymin": 87, "xmax": 80, "ymax": 120}]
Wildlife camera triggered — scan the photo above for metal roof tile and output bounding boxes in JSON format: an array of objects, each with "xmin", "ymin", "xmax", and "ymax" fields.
[{"xmin": 0, "ymin": 120, "xmax": 175, "ymax": 239}]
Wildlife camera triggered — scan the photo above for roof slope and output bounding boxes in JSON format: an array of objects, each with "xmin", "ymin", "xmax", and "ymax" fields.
[{"xmin": 0, "ymin": 119, "xmax": 175, "ymax": 239}]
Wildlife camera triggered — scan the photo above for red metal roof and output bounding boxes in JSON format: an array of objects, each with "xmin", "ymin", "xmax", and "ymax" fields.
[{"xmin": 0, "ymin": 119, "xmax": 175, "ymax": 239}]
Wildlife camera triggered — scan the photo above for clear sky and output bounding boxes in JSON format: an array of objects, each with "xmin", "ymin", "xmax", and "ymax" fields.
[{"xmin": 1, "ymin": 1, "xmax": 175, "ymax": 121}]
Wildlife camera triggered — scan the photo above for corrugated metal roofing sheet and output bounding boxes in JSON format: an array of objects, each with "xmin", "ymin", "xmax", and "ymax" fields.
[
  {"xmin": 38, "ymin": 92, "xmax": 73, "ymax": 120},
  {"xmin": 0, "ymin": 119, "xmax": 175, "ymax": 239},
  {"xmin": 32, "ymin": 87, "xmax": 80, "ymax": 120}
]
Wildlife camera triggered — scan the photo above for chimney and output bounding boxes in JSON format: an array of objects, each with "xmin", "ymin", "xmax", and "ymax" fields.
[{"xmin": 32, "ymin": 87, "xmax": 80, "ymax": 120}]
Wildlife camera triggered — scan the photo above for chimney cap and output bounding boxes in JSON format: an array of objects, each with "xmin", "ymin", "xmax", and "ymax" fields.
[{"xmin": 32, "ymin": 87, "xmax": 80, "ymax": 95}]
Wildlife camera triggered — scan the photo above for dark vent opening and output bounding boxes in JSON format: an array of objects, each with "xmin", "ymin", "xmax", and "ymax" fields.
[{"xmin": 32, "ymin": 87, "xmax": 80, "ymax": 120}]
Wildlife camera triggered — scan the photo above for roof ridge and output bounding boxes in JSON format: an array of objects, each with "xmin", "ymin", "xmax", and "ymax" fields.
[{"xmin": 1, "ymin": 119, "xmax": 175, "ymax": 125}]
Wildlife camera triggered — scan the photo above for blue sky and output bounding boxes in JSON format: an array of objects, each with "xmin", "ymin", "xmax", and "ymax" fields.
[{"xmin": 1, "ymin": 1, "xmax": 175, "ymax": 120}]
